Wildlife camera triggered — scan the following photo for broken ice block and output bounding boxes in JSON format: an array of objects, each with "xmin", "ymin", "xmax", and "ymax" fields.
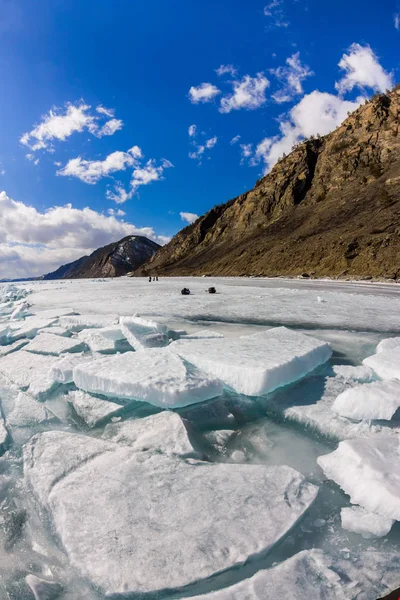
[
  {"xmin": 332, "ymin": 379, "xmax": 400, "ymax": 421},
  {"xmin": 341, "ymin": 506, "xmax": 394, "ymax": 539},
  {"xmin": 120, "ymin": 316, "xmax": 169, "ymax": 350}
]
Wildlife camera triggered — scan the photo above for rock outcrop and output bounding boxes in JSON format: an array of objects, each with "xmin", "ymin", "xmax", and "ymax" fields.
[{"xmin": 139, "ymin": 88, "xmax": 400, "ymax": 279}]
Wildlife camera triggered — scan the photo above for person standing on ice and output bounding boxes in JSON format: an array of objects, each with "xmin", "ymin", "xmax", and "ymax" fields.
[{"xmin": 148, "ymin": 276, "xmax": 152, "ymax": 282}]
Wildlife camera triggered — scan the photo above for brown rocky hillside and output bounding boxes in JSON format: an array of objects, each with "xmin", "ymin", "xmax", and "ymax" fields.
[{"xmin": 139, "ymin": 87, "xmax": 400, "ymax": 279}]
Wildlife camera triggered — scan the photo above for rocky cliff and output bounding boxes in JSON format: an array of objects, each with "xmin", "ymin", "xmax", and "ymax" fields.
[
  {"xmin": 43, "ymin": 236, "xmax": 160, "ymax": 279},
  {"xmin": 139, "ymin": 87, "xmax": 400, "ymax": 279}
]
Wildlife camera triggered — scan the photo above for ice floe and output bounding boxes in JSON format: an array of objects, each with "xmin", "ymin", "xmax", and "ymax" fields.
[
  {"xmin": 341, "ymin": 506, "xmax": 394, "ymax": 539},
  {"xmin": 68, "ymin": 390, "xmax": 124, "ymax": 428},
  {"xmin": 59, "ymin": 314, "xmax": 119, "ymax": 332},
  {"xmin": 73, "ymin": 349, "xmax": 223, "ymax": 408},
  {"xmin": 189, "ymin": 549, "xmax": 400, "ymax": 600},
  {"xmin": 77, "ymin": 326, "xmax": 125, "ymax": 353},
  {"xmin": 318, "ymin": 436, "xmax": 400, "ymax": 521},
  {"xmin": 24, "ymin": 332, "xmax": 85, "ymax": 356},
  {"xmin": 120, "ymin": 315, "xmax": 169, "ymax": 350},
  {"xmin": 172, "ymin": 327, "xmax": 332, "ymax": 396},
  {"xmin": 49, "ymin": 353, "xmax": 93, "ymax": 384},
  {"xmin": 24, "ymin": 430, "xmax": 318, "ymax": 596},
  {"xmin": 102, "ymin": 411, "xmax": 196, "ymax": 456},
  {"xmin": 363, "ymin": 346, "xmax": 400, "ymax": 380},
  {"xmin": 7, "ymin": 392, "xmax": 53, "ymax": 427},
  {"xmin": 332, "ymin": 379, "xmax": 400, "ymax": 421},
  {"xmin": 0, "ymin": 351, "xmax": 58, "ymax": 389}
]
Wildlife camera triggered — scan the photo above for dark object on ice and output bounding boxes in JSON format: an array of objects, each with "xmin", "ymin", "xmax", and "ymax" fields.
[
  {"xmin": 301, "ymin": 273, "xmax": 310, "ymax": 278},
  {"xmin": 208, "ymin": 287, "xmax": 216, "ymax": 294},
  {"xmin": 156, "ymin": 276, "xmax": 159, "ymax": 281},
  {"xmin": 153, "ymin": 277, "xmax": 156, "ymax": 281},
  {"xmin": 181, "ymin": 288, "xmax": 191, "ymax": 295},
  {"xmin": 148, "ymin": 276, "xmax": 152, "ymax": 282}
]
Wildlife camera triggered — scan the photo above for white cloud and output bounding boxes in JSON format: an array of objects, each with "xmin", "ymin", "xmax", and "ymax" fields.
[
  {"xmin": 0, "ymin": 190, "xmax": 167, "ymax": 278},
  {"xmin": 335, "ymin": 43, "xmax": 393, "ymax": 94},
  {"xmin": 263, "ymin": 0, "xmax": 289, "ymax": 28},
  {"xmin": 0, "ymin": 163, "xmax": 4, "ymax": 176},
  {"xmin": 205, "ymin": 136, "xmax": 217, "ymax": 149},
  {"xmin": 230, "ymin": 135, "xmax": 241, "ymax": 145},
  {"xmin": 53, "ymin": 161, "xmax": 62, "ymax": 167},
  {"xmin": 395, "ymin": 14, "xmax": 400, "ymax": 30},
  {"xmin": 251, "ymin": 90, "xmax": 362, "ymax": 173},
  {"xmin": 220, "ymin": 73, "xmax": 270, "ymax": 113},
  {"xmin": 188, "ymin": 124, "xmax": 197, "ymax": 137},
  {"xmin": 215, "ymin": 64, "xmax": 237, "ymax": 77},
  {"xmin": 180, "ymin": 212, "xmax": 199, "ymax": 224},
  {"xmin": 96, "ymin": 105, "xmax": 115, "ymax": 117},
  {"xmin": 131, "ymin": 159, "xmax": 173, "ymax": 193},
  {"xmin": 271, "ymin": 52, "xmax": 313, "ymax": 103},
  {"xmin": 107, "ymin": 208, "xmax": 125, "ymax": 217},
  {"xmin": 188, "ymin": 83, "xmax": 221, "ymax": 104},
  {"xmin": 96, "ymin": 118, "xmax": 123, "ymax": 137},
  {"xmin": 240, "ymin": 143, "xmax": 253, "ymax": 163},
  {"xmin": 106, "ymin": 184, "xmax": 134, "ymax": 204},
  {"xmin": 57, "ymin": 147, "xmax": 140, "ymax": 184},
  {"xmin": 20, "ymin": 101, "xmax": 122, "ymax": 153}
]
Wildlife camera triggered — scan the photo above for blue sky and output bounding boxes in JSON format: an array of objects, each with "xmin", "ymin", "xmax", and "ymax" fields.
[{"xmin": 0, "ymin": 0, "xmax": 399, "ymax": 278}]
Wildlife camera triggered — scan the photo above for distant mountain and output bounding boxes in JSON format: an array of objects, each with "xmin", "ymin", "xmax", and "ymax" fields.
[
  {"xmin": 137, "ymin": 88, "xmax": 400, "ymax": 280},
  {"xmin": 43, "ymin": 236, "xmax": 160, "ymax": 280}
]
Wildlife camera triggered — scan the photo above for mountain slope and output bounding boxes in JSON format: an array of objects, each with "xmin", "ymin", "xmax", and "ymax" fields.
[
  {"xmin": 43, "ymin": 236, "xmax": 160, "ymax": 279},
  {"xmin": 139, "ymin": 88, "xmax": 400, "ymax": 279}
]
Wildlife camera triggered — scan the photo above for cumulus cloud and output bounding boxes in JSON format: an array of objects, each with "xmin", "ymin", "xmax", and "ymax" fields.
[
  {"xmin": 180, "ymin": 212, "xmax": 199, "ymax": 224},
  {"xmin": 250, "ymin": 91, "xmax": 362, "ymax": 173},
  {"xmin": 189, "ymin": 136, "xmax": 218, "ymax": 164},
  {"xmin": 263, "ymin": 0, "xmax": 289, "ymax": 28},
  {"xmin": 271, "ymin": 53, "xmax": 313, "ymax": 103},
  {"xmin": 104, "ymin": 158, "xmax": 173, "ymax": 204},
  {"xmin": 20, "ymin": 101, "xmax": 123, "ymax": 153},
  {"xmin": 219, "ymin": 73, "xmax": 270, "ymax": 113},
  {"xmin": 107, "ymin": 208, "xmax": 126, "ymax": 216},
  {"xmin": 57, "ymin": 147, "xmax": 140, "ymax": 184},
  {"xmin": 215, "ymin": 64, "xmax": 237, "ymax": 77},
  {"xmin": 188, "ymin": 124, "xmax": 197, "ymax": 137},
  {"xmin": 0, "ymin": 190, "xmax": 167, "ymax": 278},
  {"xmin": 240, "ymin": 143, "xmax": 253, "ymax": 164},
  {"xmin": 335, "ymin": 43, "xmax": 393, "ymax": 94},
  {"xmin": 188, "ymin": 83, "xmax": 221, "ymax": 104}
]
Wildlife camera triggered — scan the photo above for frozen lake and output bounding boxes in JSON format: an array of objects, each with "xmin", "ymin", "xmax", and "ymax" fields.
[{"xmin": 0, "ymin": 276, "xmax": 399, "ymax": 599}]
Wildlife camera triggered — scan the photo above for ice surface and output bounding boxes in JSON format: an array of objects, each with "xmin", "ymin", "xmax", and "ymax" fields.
[
  {"xmin": 25, "ymin": 332, "xmax": 85, "ymax": 356},
  {"xmin": 173, "ymin": 327, "xmax": 331, "ymax": 396},
  {"xmin": 73, "ymin": 349, "xmax": 223, "ymax": 408},
  {"xmin": 7, "ymin": 317, "xmax": 58, "ymax": 342},
  {"xmin": 44, "ymin": 326, "xmax": 71, "ymax": 337},
  {"xmin": 318, "ymin": 436, "xmax": 400, "ymax": 520},
  {"xmin": 0, "ymin": 351, "xmax": 58, "ymax": 389},
  {"xmin": 28, "ymin": 377, "xmax": 60, "ymax": 401},
  {"xmin": 10, "ymin": 301, "xmax": 31, "ymax": 320},
  {"xmin": 180, "ymin": 331, "xmax": 225, "ymax": 340},
  {"xmin": 331, "ymin": 364, "xmax": 374, "ymax": 383},
  {"xmin": 25, "ymin": 574, "xmax": 63, "ymax": 600},
  {"xmin": 68, "ymin": 390, "xmax": 124, "ymax": 428},
  {"xmin": 7, "ymin": 392, "xmax": 53, "ymax": 427},
  {"xmin": 341, "ymin": 506, "xmax": 394, "ymax": 539},
  {"xmin": 24, "ymin": 431, "xmax": 318, "ymax": 596},
  {"xmin": 377, "ymin": 336, "xmax": 400, "ymax": 353},
  {"xmin": 59, "ymin": 314, "xmax": 119, "ymax": 331},
  {"xmin": 332, "ymin": 379, "xmax": 400, "ymax": 421},
  {"xmin": 77, "ymin": 326, "xmax": 124, "ymax": 353},
  {"xmin": 0, "ymin": 339, "xmax": 28, "ymax": 356},
  {"xmin": 49, "ymin": 354, "xmax": 93, "ymax": 384},
  {"xmin": 120, "ymin": 316, "xmax": 169, "ymax": 350},
  {"xmin": 102, "ymin": 411, "xmax": 196, "ymax": 456},
  {"xmin": 189, "ymin": 549, "xmax": 400, "ymax": 600},
  {"xmin": 0, "ymin": 412, "xmax": 9, "ymax": 453},
  {"xmin": 363, "ymin": 347, "xmax": 400, "ymax": 380}
]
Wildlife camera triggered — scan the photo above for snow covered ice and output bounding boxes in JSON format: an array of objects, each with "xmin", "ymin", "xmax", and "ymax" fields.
[
  {"xmin": 341, "ymin": 506, "xmax": 394, "ymax": 539},
  {"xmin": 172, "ymin": 326, "xmax": 332, "ymax": 396},
  {"xmin": 24, "ymin": 429, "xmax": 318, "ymax": 596},
  {"xmin": 318, "ymin": 436, "xmax": 400, "ymax": 520},
  {"xmin": 0, "ymin": 277, "xmax": 400, "ymax": 599},
  {"xmin": 73, "ymin": 349, "xmax": 223, "ymax": 408},
  {"xmin": 332, "ymin": 379, "xmax": 400, "ymax": 421}
]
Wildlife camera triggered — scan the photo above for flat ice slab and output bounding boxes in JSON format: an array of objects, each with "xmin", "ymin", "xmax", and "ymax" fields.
[
  {"xmin": 332, "ymin": 379, "xmax": 400, "ymax": 421},
  {"xmin": 318, "ymin": 436, "xmax": 400, "ymax": 521},
  {"xmin": 59, "ymin": 314, "xmax": 119, "ymax": 332},
  {"xmin": 49, "ymin": 354, "xmax": 93, "ymax": 384},
  {"xmin": 102, "ymin": 411, "xmax": 196, "ymax": 457},
  {"xmin": 189, "ymin": 549, "xmax": 400, "ymax": 600},
  {"xmin": 377, "ymin": 336, "xmax": 400, "ymax": 354},
  {"xmin": 341, "ymin": 506, "xmax": 394, "ymax": 539},
  {"xmin": 0, "ymin": 351, "xmax": 58, "ymax": 389},
  {"xmin": 7, "ymin": 391, "xmax": 53, "ymax": 427},
  {"xmin": 24, "ymin": 431, "xmax": 318, "ymax": 596},
  {"xmin": 172, "ymin": 327, "xmax": 332, "ymax": 396},
  {"xmin": 363, "ymin": 347, "xmax": 400, "ymax": 380},
  {"xmin": 73, "ymin": 349, "xmax": 223, "ymax": 408},
  {"xmin": 77, "ymin": 326, "xmax": 125, "ymax": 353},
  {"xmin": 24, "ymin": 332, "xmax": 84, "ymax": 356},
  {"xmin": 120, "ymin": 316, "xmax": 169, "ymax": 350},
  {"xmin": 68, "ymin": 390, "xmax": 123, "ymax": 428}
]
